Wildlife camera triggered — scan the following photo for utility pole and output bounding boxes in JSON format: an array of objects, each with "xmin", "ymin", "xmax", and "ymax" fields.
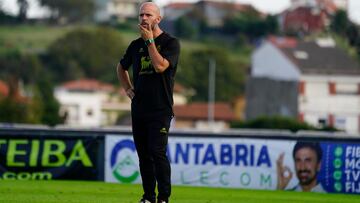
[{"xmin": 208, "ymin": 58, "xmax": 216, "ymax": 129}]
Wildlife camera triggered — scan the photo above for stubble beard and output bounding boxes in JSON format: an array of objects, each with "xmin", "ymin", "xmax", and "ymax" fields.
[{"xmin": 298, "ymin": 170, "xmax": 317, "ymax": 186}]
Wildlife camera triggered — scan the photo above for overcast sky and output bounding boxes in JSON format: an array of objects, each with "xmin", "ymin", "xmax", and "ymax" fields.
[{"xmin": 2, "ymin": 0, "xmax": 360, "ymax": 24}]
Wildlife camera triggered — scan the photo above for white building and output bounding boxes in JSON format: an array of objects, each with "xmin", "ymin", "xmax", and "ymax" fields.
[
  {"xmin": 94, "ymin": 0, "xmax": 145, "ymax": 23},
  {"xmin": 55, "ymin": 79, "xmax": 130, "ymax": 127},
  {"xmin": 248, "ymin": 36, "xmax": 360, "ymax": 134},
  {"xmin": 55, "ymin": 79, "xmax": 190, "ymax": 127}
]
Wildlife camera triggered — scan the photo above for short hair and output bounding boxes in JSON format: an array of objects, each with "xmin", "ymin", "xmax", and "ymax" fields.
[
  {"xmin": 139, "ymin": 2, "xmax": 161, "ymax": 16},
  {"xmin": 292, "ymin": 141, "xmax": 322, "ymax": 163}
]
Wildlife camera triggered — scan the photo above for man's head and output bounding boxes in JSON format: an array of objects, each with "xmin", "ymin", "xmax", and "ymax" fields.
[
  {"xmin": 139, "ymin": 2, "xmax": 162, "ymax": 30},
  {"xmin": 292, "ymin": 142, "xmax": 322, "ymax": 187}
]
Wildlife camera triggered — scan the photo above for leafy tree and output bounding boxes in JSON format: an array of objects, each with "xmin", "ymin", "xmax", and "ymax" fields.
[
  {"xmin": 224, "ymin": 12, "xmax": 278, "ymax": 40},
  {"xmin": 177, "ymin": 47, "xmax": 245, "ymax": 102},
  {"xmin": 39, "ymin": 0, "xmax": 95, "ymax": 23},
  {"xmin": 17, "ymin": 0, "xmax": 29, "ymax": 22},
  {"xmin": 331, "ymin": 10, "xmax": 348, "ymax": 35},
  {"xmin": 35, "ymin": 72, "xmax": 63, "ymax": 126},
  {"xmin": 264, "ymin": 15, "xmax": 279, "ymax": 35},
  {"xmin": 346, "ymin": 23, "xmax": 359, "ymax": 46},
  {"xmin": 0, "ymin": 49, "xmax": 62, "ymax": 125},
  {"xmin": 0, "ymin": 50, "xmax": 41, "ymax": 93},
  {"xmin": 0, "ymin": 97, "xmax": 32, "ymax": 123},
  {"xmin": 174, "ymin": 16, "xmax": 197, "ymax": 39},
  {"xmin": 46, "ymin": 27, "xmax": 125, "ymax": 83},
  {"xmin": 330, "ymin": 10, "xmax": 360, "ymax": 62}
]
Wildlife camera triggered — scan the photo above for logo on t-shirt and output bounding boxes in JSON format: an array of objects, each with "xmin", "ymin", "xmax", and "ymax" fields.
[
  {"xmin": 160, "ymin": 127, "xmax": 168, "ymax": 134},
  {"xmin": 139, "ymin": 45, "xmax": 162, "ymax": 75},
  {"xmin": 140, "ymin": 56, "xmax": 154, "ymax": 75}
]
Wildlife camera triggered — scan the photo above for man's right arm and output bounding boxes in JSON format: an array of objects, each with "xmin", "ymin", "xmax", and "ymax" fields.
[{"xmin": 117, "ymin": 63, "xmax": 134, "ymax": 99}]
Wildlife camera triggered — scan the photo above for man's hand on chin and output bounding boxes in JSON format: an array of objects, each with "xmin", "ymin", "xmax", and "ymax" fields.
[{"xmin": 138, "ymin": 23, "xmax": 153, "ymax": 40}]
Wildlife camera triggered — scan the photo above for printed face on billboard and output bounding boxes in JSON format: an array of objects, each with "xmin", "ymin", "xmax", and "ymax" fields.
[{"xmin": 294, "ymin": 147, "xmax": 321, "ymax": 186}]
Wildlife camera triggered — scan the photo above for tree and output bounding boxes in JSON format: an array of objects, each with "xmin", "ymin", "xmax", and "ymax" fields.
[
  {"xmin": 346, "ymin": 23, "xmax": 359, "ymax": 46},
  {"xmin": 331, "ymin": 10, "xmax": 348, "ymax": 35},
  {"xmin": 0, "ymin": 50, "xmax": 52, "ymax": 124},
  {"xmin": 174, "ymin": 16, "xmax": 197, "ymax": 39},
  {"xmin": 0, "ymin": 50, "xmax": 41, "ymax": 95},
  {"xmin": 177, "ymin": 47, "xmax": 245, "ymax": 102},
  {"xmin": 35, "ymin": 72, "xmax": 63, "ymax": 126},
  {"xmin": 39, "ymin": 0, "xmax": 95, "ymax": 23},
  {"xmin": 224, "ymin": 12, "xmax": 279, "ymax": 40},
  {"xmin": 46, "ymin": 27, "xmax": 125, "ymax": 83},
  {"xmin": 17, "ymin": 0, "xmax": 29, "ymax": 22},
  {"xmin": 0, "ymin": 97, "xmax": 31, "ymax": 123},
  {"xmin": 264, "ymin": 15, "xmax": 279, "ymax": 35}
]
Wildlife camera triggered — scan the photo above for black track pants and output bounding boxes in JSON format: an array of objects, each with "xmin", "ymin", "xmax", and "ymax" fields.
[{"xmin": 132, "ymin": 115, "xmax": 172, "ymax": 203}]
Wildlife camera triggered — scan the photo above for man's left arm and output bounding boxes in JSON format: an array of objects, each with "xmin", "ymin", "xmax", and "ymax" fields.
[{"xmin": 147, "ymin": 42, "xmax": 170, "ymax": 73}]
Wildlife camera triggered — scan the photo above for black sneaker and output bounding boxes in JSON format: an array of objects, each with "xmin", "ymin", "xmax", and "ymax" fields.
[{"xmin": 157, "ymin": 200, "xmax": 167, "ymax": 203}]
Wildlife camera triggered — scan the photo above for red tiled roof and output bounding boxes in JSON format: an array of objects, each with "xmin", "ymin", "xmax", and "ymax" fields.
[
  {"xmin": 164, "ymin": 2, "xmax": 193, "ymax": 9},
  {"xmin": 0, "ymin": 80, "xmax": 28, "ymax": 102},
  {"xmin": 174, "ymin": 102, "xmax": 235, "ymax": 121},
  {"xmin": 0, "ymin": 80, "xmax": 9, "ymax": 97},
  {"xmin": 174, "ymin": 83, "xmax": 186, "ymax": 94},
  {"xmin": 61, "ymin": 79, "xmax": 115, "ymax": 92}
]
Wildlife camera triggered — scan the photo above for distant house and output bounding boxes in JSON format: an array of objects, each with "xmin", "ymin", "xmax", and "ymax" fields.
[
  {"xmin": 173, "ymin": 102, "xmax": 235, "ymax": 130},
  {"xmin": 55, "ymin": 79, "xmax": 191, "ymax": 127},
  {"xmin": 163, "ymin": 2, "xmax": 194, "ymax": 21},
  {"xmin": 281, "ymin": 6, "xmax": 327, "ymax": 34},
  {"xmin": 191, "ymin": 0, "xmax": 258, "ymax": 28},
  {"xmin": 247, "ymin": 36, "xmax": 360, "ymax": 134},
  {"xmin": 162, "ymin": 0, "xmax": 259, "ymax": 33},
  {"xmin": 94, "ymin": 0, "xmax": 146, "ymax": 23},
  {"xmin": 279, "ymin": 0, "xmax": 348, "ymax": 34},
  {"xmin": 55, "ymin": 79, "xmax": 130, "ymax": 127},
  {"xmin": 173, "ymin": 83, "xmax": 192, "ymax": 105}
]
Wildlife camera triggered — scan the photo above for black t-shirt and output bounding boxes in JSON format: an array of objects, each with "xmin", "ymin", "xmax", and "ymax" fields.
[{"xmin": 120, "ymin": 32, "xmax": 180, "ymax": 117}]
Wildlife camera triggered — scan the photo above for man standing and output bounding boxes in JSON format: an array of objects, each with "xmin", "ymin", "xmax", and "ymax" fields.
[
  {"xmin": 277, "ymin": 142, "xmax": 326, "ymax": 192},
  {"xmin": 116, "ymin": 2, "xmax": 180, "ymax": 203}
]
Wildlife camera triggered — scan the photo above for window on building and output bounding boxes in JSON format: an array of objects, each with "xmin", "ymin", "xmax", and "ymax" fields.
[
  {"xmin": 87, "ymin": 109, "xmax": 93, "ymax": 117},
  {"xmin": 318, "ymin": 118, "xmax": 327, "ymax": 127},
  {"xmin": 334, "ymin": 117, "xmax": 346, "ymax": 130},
  {"xmin": 336, "ymin": 83, "xmax": 358, "ymax": 95},
  {"xmin": 294, "ymin": 51, "xmax": 309, "ymax": 59}
]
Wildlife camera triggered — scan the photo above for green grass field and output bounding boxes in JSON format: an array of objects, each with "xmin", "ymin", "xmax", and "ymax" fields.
[
  {"xmin": 0, "ymin": 180, "xmax": 359, "ymax": 203},
  {"xmin": 0, "ymin": 25, "xmax": 72, "ymax": 53}
]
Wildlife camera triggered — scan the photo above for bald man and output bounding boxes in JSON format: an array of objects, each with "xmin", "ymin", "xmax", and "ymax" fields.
[{"xmin": 116, "ymin": 2, "xmax": 180, "ymax": 203}]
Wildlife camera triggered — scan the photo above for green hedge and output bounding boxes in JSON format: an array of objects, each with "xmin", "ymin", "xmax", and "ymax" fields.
[{"xmin": 230, "ymin": 116, "xmax": 338, "ymax": 132}]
